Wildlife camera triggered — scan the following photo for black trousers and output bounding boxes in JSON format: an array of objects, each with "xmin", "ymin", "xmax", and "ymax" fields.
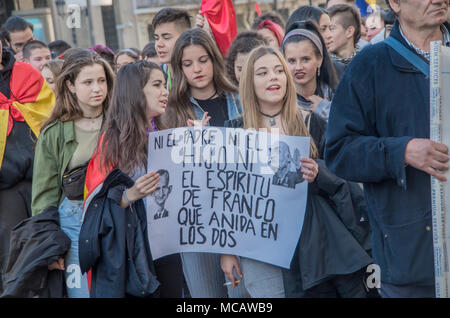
[
  {"xmin": 153, "ymin": 253, "xmax": 185, "ymax": 298},
  {"xmin": 0, "ymin": 180, "xmax": 32, "ymax": 293}
]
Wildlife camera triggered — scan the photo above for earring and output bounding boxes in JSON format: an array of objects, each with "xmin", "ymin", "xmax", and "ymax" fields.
[{"xmin": 317, "ymin": 68, "xmax": 320, "ymax": 77}]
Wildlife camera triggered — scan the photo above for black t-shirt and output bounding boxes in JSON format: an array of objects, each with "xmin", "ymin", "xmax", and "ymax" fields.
[{"xmin": 194, "ymin": 94, "xmax": 228, "ymax": 127}]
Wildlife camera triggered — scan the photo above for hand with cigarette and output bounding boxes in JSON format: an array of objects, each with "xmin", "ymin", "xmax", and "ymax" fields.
[{"xmin": 220, "ymin": 254, "xmax": 243, "ymax": 289}]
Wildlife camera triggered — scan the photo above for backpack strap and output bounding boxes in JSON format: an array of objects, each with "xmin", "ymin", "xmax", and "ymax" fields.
[{"xmin": 385, "ymin": 36, "xmax": 430, "ymax": 77}]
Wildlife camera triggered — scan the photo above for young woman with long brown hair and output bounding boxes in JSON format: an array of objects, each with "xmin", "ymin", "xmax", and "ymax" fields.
[
  {"xmin": 31, "ymin": 48, "xmax": 114, "ymax": 297},
  {"xmin": 93, "ymin": 60, "xmax": 184, "ymax": 297},
  {"xmin": 164, "ymin": 28, "xmax": 242, "ymax": 129},
  {"xmin": 163, "ymin": 27, "xmax": 246, "ymax": 298}
]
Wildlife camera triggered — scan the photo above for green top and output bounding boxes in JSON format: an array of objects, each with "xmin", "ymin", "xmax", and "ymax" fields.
[
  {"xmin": 167, "ymin": 67, "xmax": 172, "ymax": 90},
  {"xmin": 68, "ymin": 125, "xmax": 100, "ymax": 169},
  {"xmin": 31, "ymin": 120, "xmax": 79, "ymax": 216}
]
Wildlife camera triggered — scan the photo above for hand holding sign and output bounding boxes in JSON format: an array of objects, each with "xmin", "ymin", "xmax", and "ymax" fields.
[
  {"xmin": 122, "ymin": 171, "xmax": 160, "ymax": 207},
  {"xmin": 300, "ymin": 158, "xmax": 319, "ymax": 183}
]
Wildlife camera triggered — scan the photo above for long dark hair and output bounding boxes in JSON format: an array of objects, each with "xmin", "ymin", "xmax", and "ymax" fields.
[
  {"xmin": 100, "ymin": 61, "xmax": 167, "ymax": 174},
  {"xmin": 282, "ymin": 20, "xmax": 338, "ymax": 93},
  {"xmin": 286, "ymin": 5, "xmax": 326, "ymax": 31},
  {"xmin": 165, "ymin": 28, "xmax": 237, "ymax": 128},
  {"xmin": 225, "ymin": 31, "xmax": 267, "ymax": 86},
  {"xmin": 42, "ymin": 48, "xmax": 115, "ymax": 129}
]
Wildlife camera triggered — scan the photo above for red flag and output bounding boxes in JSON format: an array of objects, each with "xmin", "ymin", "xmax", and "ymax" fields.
[
  {"xmin": 254, "ymin": 3, "xmax": 262, "ymax": 16},
  {"xmin": 201, "ymin": 0, "xmax": 237, "ymax": 56}
]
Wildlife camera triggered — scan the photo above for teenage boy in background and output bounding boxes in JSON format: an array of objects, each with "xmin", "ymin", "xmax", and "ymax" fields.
[{"xmin": 152, "ymin": 8, "xmax": 191, "ymax": 90}]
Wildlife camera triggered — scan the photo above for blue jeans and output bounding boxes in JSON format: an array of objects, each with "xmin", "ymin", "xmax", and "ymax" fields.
[{"xmin": 58, "ymin": 197, "xmax": 90, "ymax": 298}]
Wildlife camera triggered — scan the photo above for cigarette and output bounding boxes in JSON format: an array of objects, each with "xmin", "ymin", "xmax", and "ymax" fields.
[{"xmin": 223, "ymin": 280, "xmax": 240, "ymax": 286}]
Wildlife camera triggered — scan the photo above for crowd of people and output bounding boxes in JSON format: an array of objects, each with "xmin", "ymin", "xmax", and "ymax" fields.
[{"xmin": 0, "ymin": 0, "xmax": 449, "ymax": 298}]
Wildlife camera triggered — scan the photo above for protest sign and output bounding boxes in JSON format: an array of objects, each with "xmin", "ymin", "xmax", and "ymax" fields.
[
  {"xmin": 430, "ymin": 41, "xmax": 450, "ymax": 298},
  {"xmin": 146, "ymin": 126, "xmax": 310, "ymax": 269}
]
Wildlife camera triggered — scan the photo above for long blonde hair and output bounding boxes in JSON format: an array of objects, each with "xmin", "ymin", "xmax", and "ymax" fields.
[{"xmin": 239, "ymin": 46, "xmax": 318, "ymax": 158}]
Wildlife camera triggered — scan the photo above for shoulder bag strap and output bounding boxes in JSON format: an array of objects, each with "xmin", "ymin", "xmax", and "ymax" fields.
[{"xmin": 384, "ymin": 36, "xmax": 430, "ymax": 77}]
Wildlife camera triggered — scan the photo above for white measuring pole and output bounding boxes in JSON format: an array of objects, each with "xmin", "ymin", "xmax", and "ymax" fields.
[{"xmin": 430, "ymin": 40, "xmax": 450, "ymax": 298}]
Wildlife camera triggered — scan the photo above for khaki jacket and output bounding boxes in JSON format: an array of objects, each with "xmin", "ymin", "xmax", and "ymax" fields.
[{"xmin": 31, "ymin": 120, "xmax": 78, "ymax": 216}]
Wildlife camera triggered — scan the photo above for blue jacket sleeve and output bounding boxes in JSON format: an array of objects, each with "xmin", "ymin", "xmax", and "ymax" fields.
[{"xmin": 324, "ymin": 61, "xmax": 412, "ymax": 189}]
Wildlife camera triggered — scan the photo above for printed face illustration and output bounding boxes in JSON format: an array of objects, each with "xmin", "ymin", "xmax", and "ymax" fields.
[
  {"xmin": 153, "ymin": 171, "xmax": 172, "ymax": 207},
  {"xmin": 268, "ymin": 142, "xmax": 291, "ymax": 172}
]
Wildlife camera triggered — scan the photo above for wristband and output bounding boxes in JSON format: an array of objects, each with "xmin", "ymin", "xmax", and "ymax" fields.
[{"xmin": 123, "ymin": 189, "xmax": 132, "ymax": 205}]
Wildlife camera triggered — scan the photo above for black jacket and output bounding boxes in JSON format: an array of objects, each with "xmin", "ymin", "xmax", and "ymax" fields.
[
  {"xmin": 1, "ymin": 206, "xmax": 70, "ymax": 298},
  {"xmin": 79, "ymin": 169, "xmax": 160, "ymax": 298},
  {"xmin": 283, "ymin": 160, "xmax": 372, "ymax": 295}
]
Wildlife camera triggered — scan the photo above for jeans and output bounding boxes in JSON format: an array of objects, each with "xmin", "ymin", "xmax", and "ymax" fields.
[{"xmin": 58, "ymin": 197, "xmax": 90, "ymax": 298}]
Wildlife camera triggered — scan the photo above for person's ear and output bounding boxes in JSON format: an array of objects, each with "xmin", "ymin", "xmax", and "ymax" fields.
[
  {"xmin": 66, "ymin": 80, "xmax": 76, "ymax": 95},
  {"xmin": 346, "ymin": 26, "xmax": 355, "ymax": 41},
  {"xmin": 168, "ymin": 185, "xmax": 172, "ymax": 194},
  {"xmin": 317, "ymin": 55, "xmax": 323, "ymax": 70},
  {"xmin": 388, "ymin": 0, "xmax": 401, "ymax": 15}
]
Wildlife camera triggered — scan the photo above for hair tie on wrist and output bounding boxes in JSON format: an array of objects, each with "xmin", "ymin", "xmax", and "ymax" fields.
[{"xmin": 123, "ymin": 189, "xmax": 132, "ymax": 205}]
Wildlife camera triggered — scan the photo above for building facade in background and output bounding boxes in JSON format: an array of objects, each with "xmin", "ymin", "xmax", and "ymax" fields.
[{"xmin": 2, "ymin": 0, "xmax": 386, "ymax": 53}]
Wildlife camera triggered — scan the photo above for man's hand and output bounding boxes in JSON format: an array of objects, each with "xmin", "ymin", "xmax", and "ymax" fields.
[
  {"xmin": 48, "ymin": 257, "xmax": 65, "ymax": 271},
  {"xmin": 404, "ymin": 138, "xmax": 449, "ymax": 182},
  {"xmin": 14, "ymin": 51, "xmax": 24, "ymax": 62},
  {"xmin": 195, "ymin": 10, "xmax": 211, "ymax": 33}
]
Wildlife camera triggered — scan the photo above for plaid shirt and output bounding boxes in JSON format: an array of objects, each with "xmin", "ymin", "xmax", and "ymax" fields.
[
  {"xmin": 399, "ymin": 24, "xmax": 450, "ymax": 61},
  {"xmin": 330, "ymin": 44, "xmax": 361, "ymax": 65}
]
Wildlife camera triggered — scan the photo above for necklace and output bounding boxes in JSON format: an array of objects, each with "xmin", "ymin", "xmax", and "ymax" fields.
[
  {"xmin": 82, "ymin": 112, "xmax": 103, "ymax": 120},
  {"xmin": 259, "ymin": 108, "xmax": 283, "ymax": 126},
  {"xmin": 195, "ymin": 89, "xmax": 217, "ymax": 101}
]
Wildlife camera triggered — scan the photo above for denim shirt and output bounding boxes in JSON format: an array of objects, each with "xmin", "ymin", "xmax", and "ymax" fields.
[{"xmin": 189, "ymin": 91, "xmax": 242, "ymax": 124}]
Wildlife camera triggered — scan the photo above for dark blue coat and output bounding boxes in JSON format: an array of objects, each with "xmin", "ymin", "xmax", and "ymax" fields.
[
  {"xmin": 325, "ymin": 21, "xmax": 450, "ymax": 286},
  {"xmin": 79, "ymin": 169, "xmax": 160, "ymax": 297}
]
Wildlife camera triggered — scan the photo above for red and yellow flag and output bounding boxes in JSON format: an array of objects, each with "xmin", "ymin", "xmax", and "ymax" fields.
[
  {"xmin": 83, "ymin": 134, "xmax": 111, "ymax": 205},
  {"xmin": 0, "ymin": 62, "xmax": 55, "ymax": 168}
]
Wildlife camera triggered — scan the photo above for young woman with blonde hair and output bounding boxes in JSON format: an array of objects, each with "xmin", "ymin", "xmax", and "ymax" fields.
[{"xmin": 223, "ymin": 46, "xmax": 371, "ymax": 298}]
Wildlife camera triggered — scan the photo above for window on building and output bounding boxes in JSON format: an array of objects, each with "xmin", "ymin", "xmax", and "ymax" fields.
[{"xmin": 33, "ymin": 0, "xmax": 48, "ymax": 8}]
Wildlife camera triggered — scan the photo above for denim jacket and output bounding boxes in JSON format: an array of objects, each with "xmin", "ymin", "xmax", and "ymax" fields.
[{"xmin": 189, "ymin": 91, "xmax": 242, "ymax": 123}]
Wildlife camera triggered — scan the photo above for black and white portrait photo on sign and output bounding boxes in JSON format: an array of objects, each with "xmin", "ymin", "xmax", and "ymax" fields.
[
  {"xmin": 149, "ymin": 169, "xmax": 172, "ymax": 220},
  {"xmin": 146, "ymin": 126, "xmax": 310, "ymax": 269},
  {"xmin": 269, "ymin": 141, "xmax": 304, "ymax": 189}
]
